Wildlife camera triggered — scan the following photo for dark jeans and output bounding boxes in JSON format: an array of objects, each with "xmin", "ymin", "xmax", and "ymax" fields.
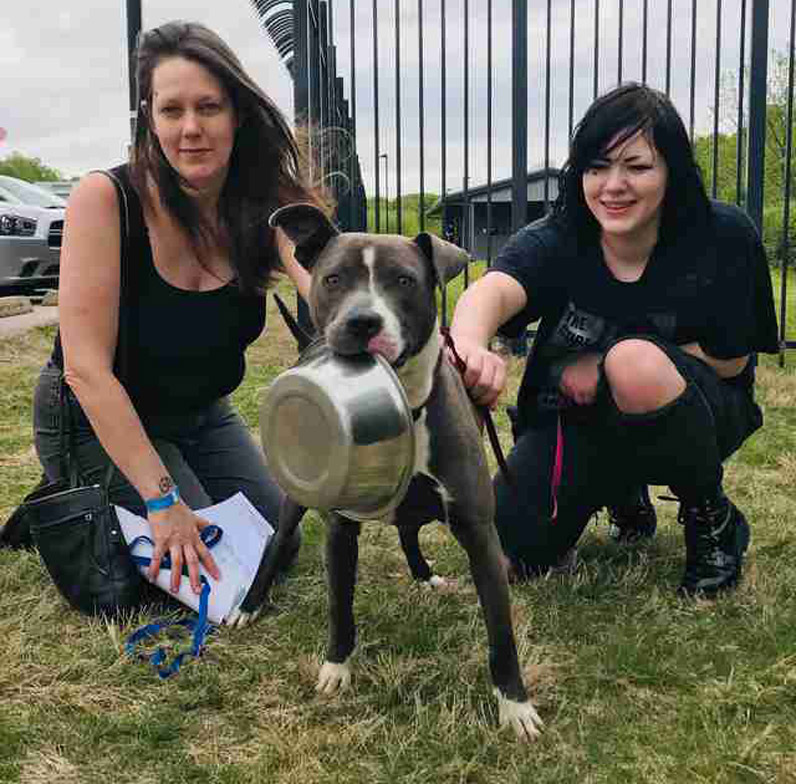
[
  {"xmin": 33, "ymin": 362, "xmax": 285, "ymax": 528},
  {"xmin": 495, "ymin": 338, "xmax": 763, "ymax": 574}
]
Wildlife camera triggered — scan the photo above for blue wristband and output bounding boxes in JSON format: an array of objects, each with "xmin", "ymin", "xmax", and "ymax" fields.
[{"xmin": 145, "ymin": 486, "xmax": 181, "ymax": 513}]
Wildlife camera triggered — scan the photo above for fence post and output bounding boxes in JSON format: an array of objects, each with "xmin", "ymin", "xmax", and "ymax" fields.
[
  {"xmin": 746, "ymin": 0, "xmax": 770, "ymax": 233},
  {"xmin": 125, "ymin": 0, "xmax": 141, "ymax": 143},
  {"xmin": 512, "ymin": 0, "xmax": 528, "ymax": 232},
  {"xmin": 293, "ymin": 0, "xmax": 313, "ymax": 333}
]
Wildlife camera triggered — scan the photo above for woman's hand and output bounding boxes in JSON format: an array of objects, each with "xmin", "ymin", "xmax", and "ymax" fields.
[
  {"xmin": 147, "ymin": 503, "xmax": 221, "ymax": 594},
  {"xmin": 447, "ymin": 271, "xmax": 527, "ymax": 408},
  {"xmin": 447, "ymin": 336, "xmax": 507, "ymax": 408},
  {"xmin": 559, "ymin": 352, "xmax": 603, "ymax": 406}
]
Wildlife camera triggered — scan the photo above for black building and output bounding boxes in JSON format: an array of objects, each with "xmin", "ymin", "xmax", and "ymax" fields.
[{"xmin": 429, "ymin": 168, "xmax": 560, "ymax": 259}]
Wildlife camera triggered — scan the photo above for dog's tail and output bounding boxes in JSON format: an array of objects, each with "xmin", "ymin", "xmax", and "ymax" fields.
[{"xmin": 273, "ymin": 292, "xmax": 315, "ymax": 353}]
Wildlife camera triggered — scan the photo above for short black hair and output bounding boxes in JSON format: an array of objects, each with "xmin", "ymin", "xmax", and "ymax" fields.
[{"xmin": 551, "ymin": 82, "xmax": 711, "ymax": 245}]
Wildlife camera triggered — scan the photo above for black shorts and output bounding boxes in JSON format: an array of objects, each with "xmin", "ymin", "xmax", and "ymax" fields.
[{"xmin": 601, "ymin": 335, "xmax": 762, "ymax": 461}]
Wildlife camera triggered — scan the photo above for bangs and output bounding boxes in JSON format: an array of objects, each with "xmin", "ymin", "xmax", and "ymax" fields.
[{"xmin": 571, "ymin": 90, "xmax": 662, "ymax": 170}]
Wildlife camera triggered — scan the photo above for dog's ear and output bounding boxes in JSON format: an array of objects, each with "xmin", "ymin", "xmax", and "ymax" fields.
[
  {"xmin": 414, "ymin": 232, "xmax": 470, "ymax": 289},
  {"xmin": 269, "ymin": 203, "xmax": 340, "ymax": 269}
]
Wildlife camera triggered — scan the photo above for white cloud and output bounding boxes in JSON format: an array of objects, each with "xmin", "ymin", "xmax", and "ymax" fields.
[{"xmin": 0, "ymin": 0, "xmax": 791, "ymax": 195}]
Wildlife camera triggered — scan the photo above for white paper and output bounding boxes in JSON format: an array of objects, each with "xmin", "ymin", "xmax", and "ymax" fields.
[{"xmin": 114, "ymin": 492, "xmax": 273, "ymax": 624}]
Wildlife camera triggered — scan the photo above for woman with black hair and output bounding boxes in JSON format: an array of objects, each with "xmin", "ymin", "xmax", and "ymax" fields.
[
  {"xmin": 449, "ymin": 83, "xmax": 778, "ymax": 595},
  {"xmin": 32, "ymin": 22, "xmax": 325, "ymax": 598}
]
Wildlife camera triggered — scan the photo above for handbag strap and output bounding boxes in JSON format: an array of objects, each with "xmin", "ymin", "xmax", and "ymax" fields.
[{"xmin": 59, "ymin": 169, "xmax": 132, "ymax": 491}]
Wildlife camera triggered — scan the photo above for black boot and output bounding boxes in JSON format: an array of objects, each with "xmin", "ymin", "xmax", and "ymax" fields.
[
  {"xmin": 678, "ymin": 493, "xmax": 750, "ymax": 597},
  {"xmin": 607, "ymin": 485, "xmax": 657, "ymax": 544}
]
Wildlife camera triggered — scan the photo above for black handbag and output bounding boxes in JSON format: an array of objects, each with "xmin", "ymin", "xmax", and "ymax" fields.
[
  {"xmin": 23, "ymin": 169, "xmax": 146, "ymax": 617},
  {"xmin": 25, "ymin": 385, "xmax": 145, "ymax": 617}
]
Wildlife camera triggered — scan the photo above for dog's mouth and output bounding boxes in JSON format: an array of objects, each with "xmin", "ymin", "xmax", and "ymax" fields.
[
  {"xmin": 365, "ymin": 334, "xmax": 401, "ymax": 362},
  {"xmin": 329, "ymin": 340, "xmax": 405, "ymax": 365},
  {"xmin": 325, "ymin": 319, "xmax": 405, "ymax": 366},
  {"xmin": 327, "ymin": 342, "xmax": 411, "ymax": 371}
]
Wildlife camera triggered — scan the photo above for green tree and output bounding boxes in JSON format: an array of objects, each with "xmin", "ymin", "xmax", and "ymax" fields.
[
  {"xmin": 366, "ymin": 193, "xmax": 442, "ymax": 237},
  {"xmin": 700, "ymin": 50, "xmax": 796, "ymax": 207},
  {"xmin": 693, "ymin": 50, "xmax": 795, "ymax": 266},
  {"xmin": 693, "ymin": 132, "xmax": 740, "ymax": 203},
  {"xmin": 0, "ymin": 151, "xmax": 63, "ymax": 182}
]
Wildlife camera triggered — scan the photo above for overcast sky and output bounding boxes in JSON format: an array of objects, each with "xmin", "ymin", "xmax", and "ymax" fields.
[
  {"xmin": 1, "ymin": 0, "xmax": 793, "ymax": 196},
  {"xmin": 0, "ymin": 1, "xmax": 293, "ymax": 178}
]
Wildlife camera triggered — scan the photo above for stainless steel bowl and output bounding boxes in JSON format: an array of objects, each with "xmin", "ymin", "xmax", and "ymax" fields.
[{"xmin": 259, "ymin": 341, "xmax": 415, "ymax": 521}]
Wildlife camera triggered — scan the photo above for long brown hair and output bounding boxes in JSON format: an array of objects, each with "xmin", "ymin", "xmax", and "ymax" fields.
[{"xmin": 130, "ymin": 20, "xmax": 329, "ymax": 293}]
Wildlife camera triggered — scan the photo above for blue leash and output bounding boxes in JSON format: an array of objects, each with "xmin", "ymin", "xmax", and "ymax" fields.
[{"xmin": 125, "ymin": 525, "xmax": 222, "ymax": 679}]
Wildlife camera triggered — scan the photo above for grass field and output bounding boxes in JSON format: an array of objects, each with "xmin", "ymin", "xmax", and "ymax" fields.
[{"xmin": 1, "ymin": 274, "xmax": 795, "ymax": 783}]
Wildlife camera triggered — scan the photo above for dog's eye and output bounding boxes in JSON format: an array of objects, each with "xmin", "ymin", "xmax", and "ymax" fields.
[
  {"xmin": 397, "ymin": 275, "xmax": 415, "ymax": 287},
  {"xmin": 324, "ymin": 274, "xmax": 340, "ymax": 289}
]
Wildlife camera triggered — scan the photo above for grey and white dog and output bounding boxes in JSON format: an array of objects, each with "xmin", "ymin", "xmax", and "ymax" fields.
[{"xmin": 234, "ymin": 203, "xmax": 543, "ymax": 740}]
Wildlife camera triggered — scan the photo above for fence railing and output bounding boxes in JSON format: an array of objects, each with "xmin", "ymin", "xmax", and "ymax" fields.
[{"xmin": 123, "ymin": 1, "xmax": 795, "ymax": 358}]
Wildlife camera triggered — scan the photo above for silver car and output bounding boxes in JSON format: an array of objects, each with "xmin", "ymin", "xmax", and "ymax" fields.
[{"xmin": 0, "ymin": 175, "xmax": 66, "ymax": 293}]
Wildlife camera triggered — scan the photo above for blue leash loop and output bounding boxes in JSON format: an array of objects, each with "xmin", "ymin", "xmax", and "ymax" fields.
[{"xmin": 125, "ymin": 525, "xmax": 222, "ymax": 679}]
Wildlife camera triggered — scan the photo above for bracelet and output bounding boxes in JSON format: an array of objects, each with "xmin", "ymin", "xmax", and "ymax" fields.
[{"xmin": 144, "ymin": 486, "xmax": 181, "ymax": 513}]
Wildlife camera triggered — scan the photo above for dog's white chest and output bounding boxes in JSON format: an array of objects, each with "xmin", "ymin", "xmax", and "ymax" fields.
[
  {"xmin": 411, "ymin": 409, "xmax": 453, "ymax": 512},
  {"xmin": 413, "ymin": 409, "xmax": 433, "ymax": 475}
]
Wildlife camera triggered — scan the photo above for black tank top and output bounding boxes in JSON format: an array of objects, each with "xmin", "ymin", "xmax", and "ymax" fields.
[{"xmin": 52, "ymin": 165, "xmax": 267, "ymax": 415}]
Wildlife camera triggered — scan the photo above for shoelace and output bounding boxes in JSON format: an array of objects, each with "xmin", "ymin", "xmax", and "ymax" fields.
[{"xmin": 679, "ymin": 503, "xmax": 734, "ymax": 573}]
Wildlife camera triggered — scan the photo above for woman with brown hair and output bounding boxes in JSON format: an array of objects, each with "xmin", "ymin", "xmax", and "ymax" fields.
[{"xmin": 33, "ymin": 21, "xmax": 324, "ymax": 599}]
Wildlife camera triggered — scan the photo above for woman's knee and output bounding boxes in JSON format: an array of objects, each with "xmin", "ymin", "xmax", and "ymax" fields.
[{"xmin": 603, "ymin": 339, "xmax": 686, "ymax": 414}]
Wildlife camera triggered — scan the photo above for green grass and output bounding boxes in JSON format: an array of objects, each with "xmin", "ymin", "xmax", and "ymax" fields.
[{"xmin": 1, "ymin": 275, "xmax": 796, "ymax": 783}]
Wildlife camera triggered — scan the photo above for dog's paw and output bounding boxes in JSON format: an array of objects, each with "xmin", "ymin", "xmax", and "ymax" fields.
[
  {"xmin": 224, "ymin": 606, "xmax": 262, "ymax": 628},
  {"xmin": 316, "ymin": 659, "xmax": 352, "ymax": 694},
  {"xmin": 420, "ymin": 574, "xmax": 460, "ymax": 592},
  {"xmin": 494, "ymin": 689, "xmax": 544, "ymax": 742}
]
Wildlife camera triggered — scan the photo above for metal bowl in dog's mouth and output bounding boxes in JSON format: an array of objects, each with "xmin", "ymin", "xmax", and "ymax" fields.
[{"xmin": 259, "ymin": 340, "xmax": 415, "ymax": 521}]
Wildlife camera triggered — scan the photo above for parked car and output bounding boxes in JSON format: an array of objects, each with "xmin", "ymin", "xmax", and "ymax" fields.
[
  {"xmin": 35, "ymin": 180, "xmax": 76, "ymax": 200},
  {"xmin": 0, "ymin": 175, "xmax": 66, "ymax": 294}
]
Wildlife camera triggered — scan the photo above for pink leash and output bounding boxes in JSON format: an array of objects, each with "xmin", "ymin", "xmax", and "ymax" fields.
[{"xmin": 551, "ymin": 413, "xmax": 564, "ymax": 521}]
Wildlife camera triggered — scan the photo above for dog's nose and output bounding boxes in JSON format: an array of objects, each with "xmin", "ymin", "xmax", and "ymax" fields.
[{"xmin": 346, "ymin": 309, "xmax": 382, "ymax": 339}]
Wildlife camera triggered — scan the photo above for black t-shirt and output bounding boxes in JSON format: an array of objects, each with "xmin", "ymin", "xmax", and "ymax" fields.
[
  {"xmin": 490, "ymin": 200, "xmax": 779, "ymax": 427},
  {"xmin": 52, "ymin": 165, "xmax": 267, "ymax": 415}
]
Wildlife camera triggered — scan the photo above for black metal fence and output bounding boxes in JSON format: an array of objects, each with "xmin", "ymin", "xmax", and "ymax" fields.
[
  {"xmin": 119, "ymin": 1, "xmax": 794, "ymax": 355},
  {"xmin": 247, "ymin": 0, "xmax": 794, "ymax": 357}
]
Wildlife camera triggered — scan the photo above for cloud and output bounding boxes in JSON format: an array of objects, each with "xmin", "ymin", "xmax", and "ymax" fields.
[
  {"xmin": 329, "ymin": 0, "xmax": 794, "ymax": 195},
  {"xmin": 0, "ymin": 0, "xmax": 791, "ymax": 196},
  {"xmin": 0, "ymin": 0, "xmax": 293, "ymax": 178}
]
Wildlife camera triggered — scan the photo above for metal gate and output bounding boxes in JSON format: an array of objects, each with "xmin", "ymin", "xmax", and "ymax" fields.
[{"xmin": 249, "ymin": 0, "xmax": 794, "ymax": 356}]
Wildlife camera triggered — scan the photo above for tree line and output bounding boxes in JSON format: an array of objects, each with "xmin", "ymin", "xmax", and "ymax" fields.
[
  {"xmin": 0, "ymin": 152, "xmax": 64, "ymax": 183},
  {"xmin": 694, "ymin": 51, "xmax": 795, "ymax": 266}
]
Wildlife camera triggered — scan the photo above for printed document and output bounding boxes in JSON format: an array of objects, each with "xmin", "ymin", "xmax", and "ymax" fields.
[{"xmin": 114, "ymin": 492, "xmax": 272, "ymax": 624}]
